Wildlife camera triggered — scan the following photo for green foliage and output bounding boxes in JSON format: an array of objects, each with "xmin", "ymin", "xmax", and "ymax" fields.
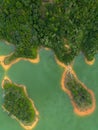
[
  {"xmin": 3, "ymin": 80, "xmax": 35, "ymax": 124},
  {"xmin": 0, "ymin": 0, "xmax": 98, "ymax": 63},
  {"xmin": 65, "ymin": 71, "xmax": 92, "ymax": 109}
]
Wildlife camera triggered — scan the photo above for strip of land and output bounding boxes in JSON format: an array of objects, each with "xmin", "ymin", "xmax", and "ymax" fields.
[
  {"xmin": 55, "ymin": 54, "xmax": 96, "ymax": 116},
  {"xmin": 2, "ymin": 76, "xmax": 39, "ymax": 130},
  {"xmin": 0, "ymin": 53, "xmax": 39, "ymax": 71},
  {"xmin": 61, "ymin": 66, "xmax": 96, "ymax": 116}
]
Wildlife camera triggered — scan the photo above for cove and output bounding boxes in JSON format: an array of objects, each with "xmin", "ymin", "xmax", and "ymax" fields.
[{"xmin": 0, "ymin": 42, "xmax": 98, "ymax": 130}]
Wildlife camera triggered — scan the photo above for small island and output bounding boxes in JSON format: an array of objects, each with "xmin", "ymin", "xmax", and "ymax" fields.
[
  {"xmin": 61, "ymin": 66, "xmax": 95, "ymax": 116},
  {"xmin": 2, "ymin": 77, "xmax": 39, "ymax": 130}
]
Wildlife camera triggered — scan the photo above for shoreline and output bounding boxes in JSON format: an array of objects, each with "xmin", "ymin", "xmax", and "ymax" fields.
[
  {"xmin": 0, "ymin": 44, "xmax": 96, "ymax": 117},
  {"xmin": 55, "ymin": 55, "xmax": 67, "ymax": 69},
  {"xmin": 61, "ymin": 67, "xmax": 96, "ymax": 116},
  {"xmin": 2, "ymin": 76, "xmax": 39, "ymax": 130},
  {"xmin": 85, "ymin": 58, "xmax": 95, "ymax": 65},
  {"xmin": 1, "ymin": 39, "xmax": 15, "ymax": 46},
  {"xmin": 0, "ymin": 53, "xmax": 40, "ymax": 71}
]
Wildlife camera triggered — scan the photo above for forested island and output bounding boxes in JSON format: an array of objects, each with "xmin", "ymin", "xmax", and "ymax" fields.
[
  {"xmin": 61, "ymin": 67, "xmax": 95, "ymax": 116},
  {"xmin": 65, "ymin": 71, "xmax": 92, "ymax": 109},
  {"xmin": 0, "ymin": 0, "xmax": 98, "ymax": 64},
  {"xmin": 2, "ymin": 77, "xmax": 39, "ymax": 129}
]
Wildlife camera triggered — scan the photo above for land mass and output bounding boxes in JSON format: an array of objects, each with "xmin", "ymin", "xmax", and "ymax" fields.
[
  {"xmin": 0, "ymin": 0, "xmax": 97, "ymax": 64},
  {"xmin": 61, "ymin": 67, "xmax": 95, "ymax": 116},
  {"xmin": 2, "ymin": 76, "xmax": 39, "ymax": 130}
]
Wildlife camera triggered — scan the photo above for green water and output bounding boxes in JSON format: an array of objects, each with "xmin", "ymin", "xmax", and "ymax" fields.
[
  {"xmin": 0, "ymin": 42, "xmax": 98, "ymax": 130},
  {"xmin": 0, "ymin": 41, "xmax": 14, "ymax": 55}
]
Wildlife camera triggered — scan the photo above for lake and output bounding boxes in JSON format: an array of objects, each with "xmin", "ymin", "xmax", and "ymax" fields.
[{"xmin": 0, "ymin": 42, "xmax": 97, "ymax": 130}]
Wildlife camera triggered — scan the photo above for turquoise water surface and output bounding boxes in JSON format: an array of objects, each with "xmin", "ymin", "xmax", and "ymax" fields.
[{"xmin": 0, "ymin": 42, "xmax": 98, "ymax": 130}]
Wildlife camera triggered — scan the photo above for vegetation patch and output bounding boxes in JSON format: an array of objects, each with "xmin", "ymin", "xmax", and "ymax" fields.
[
  {"xmin": 64, "ymin": 70, "xmax": 93, "ymax": 110},
  {"xmin": 2, "ymin": 79, "xmax": 36, "ymax": 124},
  {"xmin": 0, "ymin": 0, "xmax": 97, "ymax": 64},
  {"xmin": 4, "ymin": 46, "xmax": 38, "ymax": 65}
]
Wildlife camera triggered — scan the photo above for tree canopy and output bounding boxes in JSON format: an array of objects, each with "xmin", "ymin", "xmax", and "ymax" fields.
[{"xmin": 0, "ymin": 0, "xmax": 98, "ymax": 63}]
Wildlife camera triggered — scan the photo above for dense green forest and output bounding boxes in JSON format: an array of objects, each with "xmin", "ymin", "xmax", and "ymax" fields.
[
  {"xmin": 0, "ymin": 0, "xmax": 98, "ymax": 63},
  {"xmin": 3, "ymin": 79, "xmax": 35, "ymax": 124},
  {"xmin": 65, "ymin": 71, "xmax": 92, "ymax": 110}
]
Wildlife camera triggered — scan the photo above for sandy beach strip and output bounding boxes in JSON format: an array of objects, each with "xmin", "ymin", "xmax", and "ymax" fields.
[{"xmin": 0, "ymin": 53, "xmax": 40, "ymax": 71}]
